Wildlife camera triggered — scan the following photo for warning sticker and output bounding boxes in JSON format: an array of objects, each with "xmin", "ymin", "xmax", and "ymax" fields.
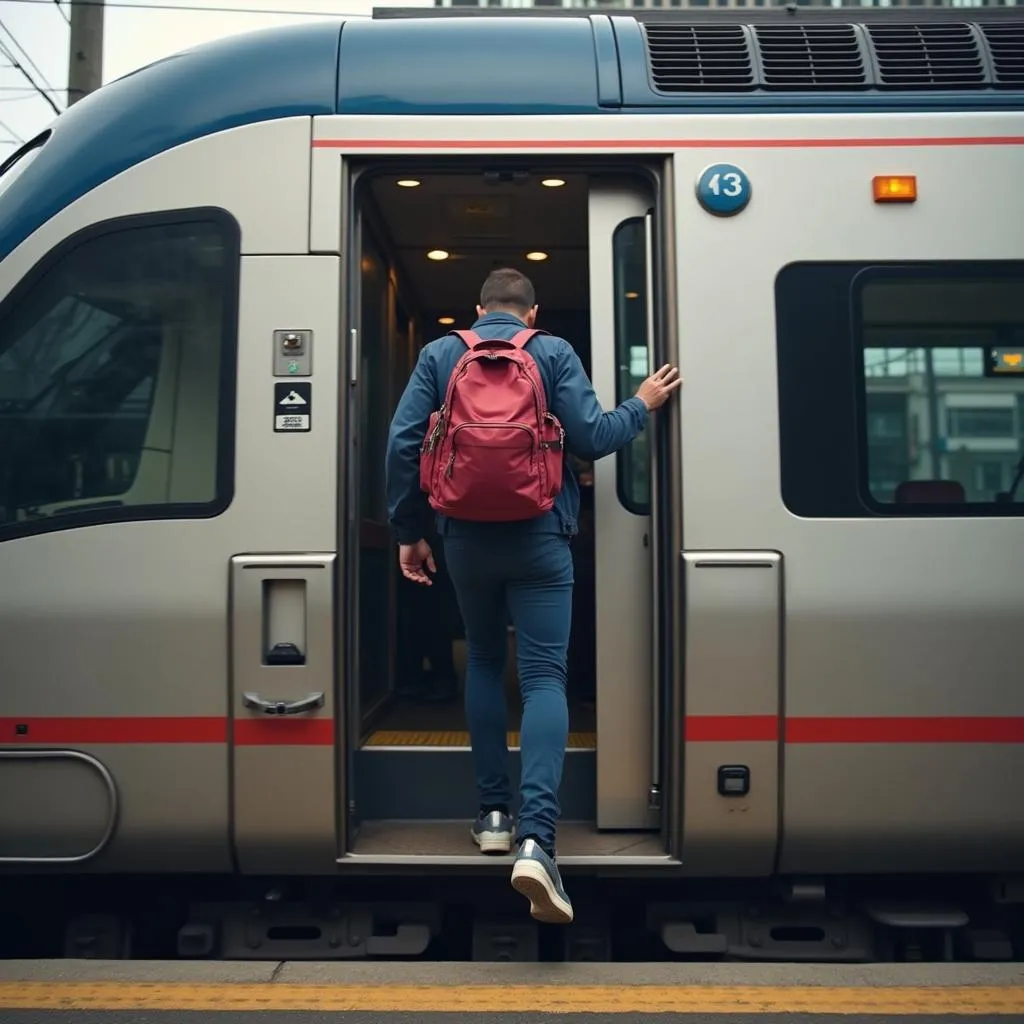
[{"xmin": 274, "ymin": 382, "xmax": 312, "ymax": 432}]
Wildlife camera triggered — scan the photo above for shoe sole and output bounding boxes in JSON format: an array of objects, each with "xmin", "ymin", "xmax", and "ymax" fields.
[
  {"xmin": 510, "ymin": 859, "xmax": 574, "ymax": 924},
  {"xmin": 471, "ymin": 829, "xmax": 512, "ymax": 855}
]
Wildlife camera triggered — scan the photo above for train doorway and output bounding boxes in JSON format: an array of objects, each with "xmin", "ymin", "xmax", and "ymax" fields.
[{"xmin": 340, "ymin": 162, "xmax": 678, "ymax": 866}]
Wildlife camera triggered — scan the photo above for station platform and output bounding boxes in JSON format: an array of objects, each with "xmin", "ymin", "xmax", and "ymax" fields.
[{"xmin": 0, "ymin": 960, "xmax": 1022, "ymax": 1022}]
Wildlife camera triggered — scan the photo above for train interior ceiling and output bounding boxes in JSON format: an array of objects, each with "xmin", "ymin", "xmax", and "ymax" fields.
[{"xmin": 354, "ymin": 168, "xmax": 597, "ymax": 754}]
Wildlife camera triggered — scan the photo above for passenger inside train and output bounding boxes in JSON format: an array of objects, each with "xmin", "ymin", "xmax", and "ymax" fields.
[{"xmin": 353, "ymin": 170, "xmax": 601, "ymax": 750}]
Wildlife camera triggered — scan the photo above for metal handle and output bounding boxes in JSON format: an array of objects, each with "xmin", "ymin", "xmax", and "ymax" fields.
[
  {"xmin": 643, "ymin": 209, "xmax": 661, "ymax": 803},
  {"xmin": 349, "ymin": 328, "xmax": 359, "ymax": 385},
  {"xmin": 242, "ymin": 692, "xmax": 325, "ymax": 716},
  {"xmin": 0, "ymin": 750, "xmax": 118, "ymax": 864}
]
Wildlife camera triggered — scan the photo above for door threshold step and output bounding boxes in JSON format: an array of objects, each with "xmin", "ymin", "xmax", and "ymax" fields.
[{"xmin": 341, "ymin": 820, "xmax": 675, "ymax": 868}]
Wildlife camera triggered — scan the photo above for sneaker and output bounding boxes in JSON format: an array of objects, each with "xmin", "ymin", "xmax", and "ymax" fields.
[
  {"xmin": 510, "ymin": 838, "xmax": 574, "ymax": 924},
  {"xmin": 471, "ymin": 810, "xmax": 513, "ymax": 855}
]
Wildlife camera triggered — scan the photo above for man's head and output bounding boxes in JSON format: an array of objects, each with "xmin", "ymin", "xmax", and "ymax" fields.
[{"xmin": 476, "ymin": 267, "xmax": 538, "ymax": 327}]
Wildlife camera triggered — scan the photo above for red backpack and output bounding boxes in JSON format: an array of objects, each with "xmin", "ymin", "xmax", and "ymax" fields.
[{"xmin": 419, "ymin": 328, "xmax": 564, "ymax": 522}]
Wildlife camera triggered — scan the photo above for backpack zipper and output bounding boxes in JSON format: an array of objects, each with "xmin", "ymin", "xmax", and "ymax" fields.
[
  {"xmin": 425, "ymin": 405, "xmax": 446, "ymax": 453},
  {"xmin": 445, "ymin": 421, "xmax": 537, "ymax": 478}
]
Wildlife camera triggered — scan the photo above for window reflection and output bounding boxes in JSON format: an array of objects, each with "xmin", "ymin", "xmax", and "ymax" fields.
[
  {"xmin": 860, "ymin": 275, "xmax": 1024, "ymax": 506},
  {"xmin": 612, "ymin": 218, "xmax": 650, "ymax": 515}
]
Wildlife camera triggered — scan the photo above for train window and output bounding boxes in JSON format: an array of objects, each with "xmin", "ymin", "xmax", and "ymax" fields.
[
  {"xmin": 0, "ymin": 210, "xmax": 239, "ymax": 540},
  {"xmin": 776, "ymin": 261, "xmax": 1024, "ymax": 518},
  {"xmin": 612, "ymin": 217, "xmax": 651, "ymax": 516}
]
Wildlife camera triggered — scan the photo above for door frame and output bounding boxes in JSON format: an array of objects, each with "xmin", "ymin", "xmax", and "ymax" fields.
[
  {"xmin": 652, "ymin": 160, "xmax": 683, "ymax": 861},
  {"xmin": 337, "ymin": 154, "xmax": 682, "ymax": 857},
  {"xmin": 587, "ymin": 163, "xmax": 681, "ymax": 849}
]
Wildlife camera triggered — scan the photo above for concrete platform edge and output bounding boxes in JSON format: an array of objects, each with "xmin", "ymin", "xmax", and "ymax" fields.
[{"xmin": 0, "ymin": 960, "xmax": 1021, "ymax": 987}]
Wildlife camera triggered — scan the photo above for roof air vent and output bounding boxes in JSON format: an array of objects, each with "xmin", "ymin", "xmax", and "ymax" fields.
[
  {"xmin": 644, "ymin": 23, "xmax": 755, "ymax": 93},
  {"xmin": 753, "ymin": 24, "xmax": 867, "ymax": 90},
  {"xmin": 866, "ymin": 23, "xmax": 985, "ymax": 90},
  {"xmin": 978, "ymin": 22, "xmax": 1024, "ymax": 87}
]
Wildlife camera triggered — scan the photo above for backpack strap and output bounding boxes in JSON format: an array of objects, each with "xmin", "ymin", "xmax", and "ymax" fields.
[
  {"xmin": 449, "ymin": 330, "xmax": 481, "ymax": 349},
  {"xmin": 448, "ymin": 328, "xmax": 549, "ymax": 350},
  {"xmin": 508, "ymin": 329, "xmax": 544, "ymax": 349}
]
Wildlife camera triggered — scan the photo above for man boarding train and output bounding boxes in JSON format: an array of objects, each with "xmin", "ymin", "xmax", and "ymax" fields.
[{"xmin": 386, "ymin": 268, "xmax": 681, "ymax": 924}]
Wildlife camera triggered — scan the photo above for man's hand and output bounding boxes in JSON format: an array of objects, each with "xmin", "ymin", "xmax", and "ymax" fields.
[
  {"xmin": 399, "ymin": 539, "xmax": 436, "ymax": 586},
  {"xmin": 635, "ymin": 363, "xmax": 682, "ymax": 411}
]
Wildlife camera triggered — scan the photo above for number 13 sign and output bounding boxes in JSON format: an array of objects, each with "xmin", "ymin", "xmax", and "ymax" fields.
[{"xmin": 696, "ymin": 163, "xmax": 752, "ymax": 217}]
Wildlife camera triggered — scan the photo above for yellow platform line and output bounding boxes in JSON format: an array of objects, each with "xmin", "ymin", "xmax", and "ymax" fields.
[
  {"xmin": 1, "ymin": 982, "xmax": 1022, "ymax": 1014},
  {"xmin": 365, "ymin": 730, "xmax": 596, "ymax": 749}
]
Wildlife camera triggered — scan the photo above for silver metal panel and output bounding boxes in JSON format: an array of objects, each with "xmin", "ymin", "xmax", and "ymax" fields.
[
  {"xmin": 0, "ymin": 255, "xmax": 340, "ymax": 873},
  {"xmin": 0, "ymin": 118, "xmax": 312, "ymax": 300},
  {"xmin": 344, "ymin": 821, "xmax": 674, "ymax": 868},
  {"xmin": 669, "ymin": 123, "xmax": 1024, "ymax": 873},
  {"xmin": 228, "ymin": 254, "xmax": 342, "ymax": 875},
  {"xmin": 309, "ymin": 138, "xmax": 342, "ymax": 255},
  {"xmin": 680, "ymin": 552, "xmax": 781, "ymax": 876},
  {"xmin": 588, "ymin": 179, "xmax": 658, "ymax": 831},
  {"xmin": 231, "ymin": 554, "xmax": 338, "ymax": 875},
  {"xmin": 0, "ymin": 746, "xmax": 232, "ymax": 875},
  {"xmin": 781, "ymin": 746, "xmax": 1024, "ymax": 874}
]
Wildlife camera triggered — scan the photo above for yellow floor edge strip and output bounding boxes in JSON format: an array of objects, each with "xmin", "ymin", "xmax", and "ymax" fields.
[
  {"xmin": 365, "ymin": 730, "xmax": 596, "ymax": 749},
  {"xmin": 1, "ymin": 982, "xmax": 1022, "ymax": 1014}
]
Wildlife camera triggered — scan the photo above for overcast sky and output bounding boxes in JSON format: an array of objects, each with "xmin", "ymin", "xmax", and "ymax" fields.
[{"xmin": 0, "ymin": 0, "xmax": 430, "ymax": 154}]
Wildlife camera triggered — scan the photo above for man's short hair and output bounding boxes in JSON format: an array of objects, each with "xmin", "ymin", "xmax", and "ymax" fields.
[{"xmin": 480, "ymin": 268, "xmax": 536, "ymax": 314}]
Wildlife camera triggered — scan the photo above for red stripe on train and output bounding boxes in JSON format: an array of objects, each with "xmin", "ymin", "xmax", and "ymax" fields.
[
  {"xmin": 233, "ymin": 718, "xmax": 335, "ymax": 746},
  {"xmin": 312, "ymin": 136, "xmax": 1024, "ymax": 151},
  {"xmin": 685, "ymin": 715, "xmax": 779, "ymax": 742},
  {"xmin": 0, "ymin": 716, "xmax": 227, "ymax": 745},
  {"xmin": 3, "ymin": 716, "xmax": 1023, "ymax": 746},
  {"xmin": 686, "ymin": 716, "xmax": 1024, "ymax": 744},
  {"xmin": 0, "ymin": 717, "xmax": 335, "ymax": 746},
  {"xmin": 785, "ymin": 716, "xmax": 1024, "ymax": 745}
]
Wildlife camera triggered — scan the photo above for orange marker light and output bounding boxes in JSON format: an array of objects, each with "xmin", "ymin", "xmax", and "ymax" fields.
[{"xmin": 873, "ymin": 175, "xmax": 917, "ymax": 203}]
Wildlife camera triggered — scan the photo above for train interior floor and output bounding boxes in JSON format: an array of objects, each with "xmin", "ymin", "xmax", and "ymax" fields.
[{"xmin": 363, "ymin": 688, "xmax": 598, "ymax": 750}]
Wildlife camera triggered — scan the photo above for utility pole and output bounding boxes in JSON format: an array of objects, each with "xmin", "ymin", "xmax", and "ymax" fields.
[{"xmin": 67, "ymin": 0, "xmax": 104, "ymax": 107}]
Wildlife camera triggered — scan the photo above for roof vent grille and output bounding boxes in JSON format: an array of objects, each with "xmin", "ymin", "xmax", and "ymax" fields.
[
  {"xmin": 644, "ymin": 23, "xmax": 755, "ymax": 93},
  {"xmin": 866, "ymin": 23, "xmax": 986, "ymax": 90},
  {"xmin": 978, "ymin": 22, "xmax": 1024, "ymax": 87},
  {"xmin": 754, "ymin": 24, "xmax": 867, "ymax": 90}
]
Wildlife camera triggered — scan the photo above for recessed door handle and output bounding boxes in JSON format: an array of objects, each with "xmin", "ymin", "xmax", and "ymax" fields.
[{"xmin": 242, "ymin": 692, "xmax": 325, "ymax": 716}]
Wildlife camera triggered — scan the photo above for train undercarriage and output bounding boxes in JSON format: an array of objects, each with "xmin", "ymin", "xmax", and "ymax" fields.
[{"xmin": 5, "ymin": 872, "xmax": 1023, "ymax": 964}]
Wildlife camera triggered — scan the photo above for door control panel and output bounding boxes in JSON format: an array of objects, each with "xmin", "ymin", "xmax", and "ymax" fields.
[{"xmin": 273, "ymin": 329, "xmax": 313, "ymax": 377}]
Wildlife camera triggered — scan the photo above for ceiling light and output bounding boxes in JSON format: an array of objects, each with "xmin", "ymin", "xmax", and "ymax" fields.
[
  {"xmin": 525, "ymin": 251, "xmax": 548, "ymax": 261},
  {"xmin": 541, "ymin": 178, "xmax": 565, "ymax": 188},
  {"xmin": 396, "ymin": 179, "xmax": 421, "ymax": 188},
  {"xmin": 625, "ymin": 291, "xmax": 639, "ymax": 300},
  {"xmin": 426, "ymin": 250, "xmax": 449, "ymax": 261},
  {"xmin": 438, "ymin": 316, "xmax": 455, "ymax": 325}
]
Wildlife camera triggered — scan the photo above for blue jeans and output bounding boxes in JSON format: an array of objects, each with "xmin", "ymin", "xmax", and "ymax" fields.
[{"xmin": 443, "ymin": 531, "xmax": 573, "ymax": 851}]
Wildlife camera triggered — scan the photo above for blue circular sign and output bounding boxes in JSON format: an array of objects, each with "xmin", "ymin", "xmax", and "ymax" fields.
[{"xmin": 696, "ymin": 163, "xmax": 752, "ymax": 217}]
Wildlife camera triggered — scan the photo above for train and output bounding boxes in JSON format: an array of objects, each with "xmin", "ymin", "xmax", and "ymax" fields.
[{"xmin": 1, "ymin": 4, "xmax": 1023, "ymax": 963}]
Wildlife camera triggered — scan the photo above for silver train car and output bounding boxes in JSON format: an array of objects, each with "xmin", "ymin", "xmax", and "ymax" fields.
[{"xmin": 1, "ymin": 5, "xmax": 1023, "ymax": 962}]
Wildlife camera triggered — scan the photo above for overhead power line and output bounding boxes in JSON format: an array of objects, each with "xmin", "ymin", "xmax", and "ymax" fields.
[
  {"xmin": 2, "ymin": 0, "xmax": 369, "ymax": 16},
  {"xmin": 0, "ymin": 118, "xmax": 25, "ymax": 143},
  {"xmin": 0, "ymin": 17, "xmax": 62, "ymax": 98},
  {"xmin": 0, "ymin": 40, "xmax": 61, "ymax": 115}
]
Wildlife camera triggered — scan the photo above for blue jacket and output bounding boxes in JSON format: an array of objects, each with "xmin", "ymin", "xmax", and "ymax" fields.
[{"xmin": 385, "ymin": 311, "xmax": 649, "ymax": 544}]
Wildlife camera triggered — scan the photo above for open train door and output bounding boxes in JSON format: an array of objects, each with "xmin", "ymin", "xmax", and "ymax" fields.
[{"xmin": 587, "ymin": 172, "xmax": 681, "ymax": 846}]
